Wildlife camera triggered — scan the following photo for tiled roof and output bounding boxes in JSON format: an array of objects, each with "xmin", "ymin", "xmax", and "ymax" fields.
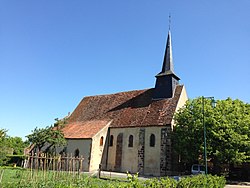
[
  {"xmin": 62, "ymin": 85, "xmax": 184, "ymax": 139},
  {"xmin": 61, "ymin": 120, "xmax": 110, "ymax": 139}
]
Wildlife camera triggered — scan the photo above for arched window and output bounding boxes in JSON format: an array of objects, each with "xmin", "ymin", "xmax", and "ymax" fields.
[
  {"xmin": 109, "ymin": 135, "xmax": 114, "ymax": 146},
  {"xmin": 100, "ymin": 136, "xmax": 104, "ymax": 146},
  {"xmin": 74, "ymin": 148, "xmax": 79, "ymax": 158},
  {"xmin": 128, "ymin": 135, "xmax": 133, "ymax": 147},
  {"xmin": 150, "ymin": 134, "xmax": 155, "ymax": 147}
]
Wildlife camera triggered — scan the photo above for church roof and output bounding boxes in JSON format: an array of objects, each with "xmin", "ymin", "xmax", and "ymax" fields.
[
  {"xmin": 61, "ymin": 85, "xmax": 184, "ymax": 138},
  {"xmin": 61, "ymin": 120, "xmax": 110, "ymax": 139}
]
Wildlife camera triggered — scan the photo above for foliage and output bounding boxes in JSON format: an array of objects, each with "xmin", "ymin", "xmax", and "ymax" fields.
[
  {"xmin": 1, "ymin": 168, "xmax": 127, "ymax": 188},
  {"xmin": 26, "ymin": 125, "xmax": 66, "ymax": 154},
  {"xmin": 0, "ymin": 129, "xmax": 7, "ymax": 140},
  {"xmin": 177, "ymin": 174, "xmax": 226, "ymax": 188},
  {"xmin": 54, "ymin": 117, "xmax": 68, "ymax": 128},
  {"xmin": 0, "ymin": 129, "xmax": 27, "ymax": 166},
  {"xmin": 0, "ymin": 168, "xmax": 226, "ymax": 188},
  {"xmin": 173, "ymin": 97, "xmax": 250, "ymax": 169},
  {"xmin": 5, "ymin": 137, "xmax": 29, "ymax": 155},
  {"xmin": 144, "ymin": 177, "xmax": 177, "ymax": 187},
  {"xmin": 210, "ymin": 99, "xmax": 250, "ymax": 165},
  {"xmin": 0, "ymin": 129, "xmax": 8, "ymax": 165},
  {"xmin": 6, "ymin": 155, "xmax": 26, "ymax": 166},
  {"xmin": 126, "ymin": 172, "xmax": 143, "ymax": 187}
]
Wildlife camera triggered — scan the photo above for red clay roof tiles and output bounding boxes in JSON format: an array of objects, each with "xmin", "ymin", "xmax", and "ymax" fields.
[
  {"xmin": 61, "ymin": 120, "xmax": 110, "ymax": 139},
  {"xmin": 61, "ymin": 85, "xmax": 184, "ymax": 138}
]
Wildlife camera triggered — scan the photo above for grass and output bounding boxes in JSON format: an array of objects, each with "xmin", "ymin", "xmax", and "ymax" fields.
[
  {"xmin": 0, "ymin": 167, "xmax": 26, "ymax": 185},
  {"xmin": 0, "ymin": 167, "xmax": 129, "ymax": 187},
  {"xmin": 0, "ymin": 167, "xmax": 226, "ymax": 188}
]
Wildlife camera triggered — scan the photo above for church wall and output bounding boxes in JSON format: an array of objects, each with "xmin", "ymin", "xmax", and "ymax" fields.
[
  {"xmin": 144, "ymin": 127, "xmax": 162, "ymax": 176},
  {"xmin": 107, "ymin": 127, "xmax": 140, "ymax": 173},
  {"xmin": 172, "ymin": 86, "xmax": 188, "ymax": 126},
  {"xmin": 66, "ymin": 139, "xmax": 92, "ymax": 171},
  {"xmin": 107, "ymin": 126, "xmax": 165, "ymax": 176},
  {"xmin": 90, "ymin": 124, "xmax": 109, "ymax": 172}
]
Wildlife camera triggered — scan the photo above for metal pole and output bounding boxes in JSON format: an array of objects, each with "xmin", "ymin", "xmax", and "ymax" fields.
[{"xmin": 202, "ymin": 96, "xmax": 208, "ymax": 175}]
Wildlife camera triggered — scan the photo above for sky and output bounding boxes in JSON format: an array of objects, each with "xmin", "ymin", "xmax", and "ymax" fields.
[{"xmin": 0, "ymin": 0, "xmax": 250, "ymax": 140}]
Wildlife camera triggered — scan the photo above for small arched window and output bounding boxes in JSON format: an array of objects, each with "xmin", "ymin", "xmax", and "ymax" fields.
[
  {"xmin": 109, "ymin": 135, "xmax": 114, "ymax": 146},
  {"xmin": 74, "ymin": 148, "xmax": 80, "ymax": 158},
  {"xmin": 100, "ymin": 136, "xmax": 104, "ymax": 146},
  {"xmin": 128, "ymin": 135, "xmax": 133, "ymax": 147},
  {"xmin": 150, "ymin": 134, "xmax": 155, "ymax": 147}
]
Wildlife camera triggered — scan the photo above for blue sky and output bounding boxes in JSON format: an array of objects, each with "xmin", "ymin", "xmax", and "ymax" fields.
[{"xmin": 0, "ymin": 1, "xmax": 249, "ymax": 140}]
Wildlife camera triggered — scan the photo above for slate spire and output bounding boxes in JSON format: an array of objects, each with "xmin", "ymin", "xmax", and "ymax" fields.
[
  {"xmin": 157, "ymin": 30, "xmax": 178, "ymax": 78},
  {"xmin": 160, "ymin": 31, "xmax": 174, "ymax": 75},
  {"xmin": 153, "ymin": 29, "xmax": 180, "ymax": 100}
]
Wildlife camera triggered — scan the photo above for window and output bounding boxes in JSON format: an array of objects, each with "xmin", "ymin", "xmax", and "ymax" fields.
[
  {"xmin": 100, "ymin": 136, "xmax": 104, "ymax": 146},
  {"xmin": 74, "ymin": 148, "xmax": 79, "ymax": 158},
  {"xmin": 150, "ymin": 134, "xmax": 155, "ymax": 147},
  {"xmin": 109, "ymin": 135, "xmax": 114, "ymax": 146},
  {"xmin": 128, "ymin": 135, "xmax": 133, "ymax": 147}
]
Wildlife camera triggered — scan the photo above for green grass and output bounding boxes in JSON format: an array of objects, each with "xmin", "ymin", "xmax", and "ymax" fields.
[
  {"xmin": 0, "ymin": 167, "xmax": 130, "ymax": 188},
  {"xmin": 0, "ymin": 167, "xmax": 26, "ymax": 185},
  {"xmin": 0, "ymin": 167, "xmax": 226, "ymax": 188}
]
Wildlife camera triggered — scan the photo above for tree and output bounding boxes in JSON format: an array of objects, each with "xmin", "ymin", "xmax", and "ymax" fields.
[
  {"xmin": 0, "ymin": 129, "xmax": 28, "ymax": 165},
  {"xmin": 0, "ymin": 129, "xmax": 8, "ymax": 165},
  {"xmin": 173, "ymin": 97, "xmax": 250, "ymax": 171},
  {"xmin": 5, "ymin": 136, "xmax": 29, "ymax": 155},
  {"xmin": 0, "ymin": 129, "xmax": 7, "ymax": 139},
  {"xmin": 26, "ymin": 125, "xmax": 66, "ymax": 155}
]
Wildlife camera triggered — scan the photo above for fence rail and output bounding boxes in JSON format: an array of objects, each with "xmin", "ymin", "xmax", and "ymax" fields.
[{"xmin": 24, "ymin": 153, "xmax": 84, "ymax": 172}]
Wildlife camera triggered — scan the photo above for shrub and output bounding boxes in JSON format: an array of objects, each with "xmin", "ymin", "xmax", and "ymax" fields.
[
  {"xmin": 177, "ymin": 174, "xmax": 226, "ymax": 188},
  {"xmin": 6, "ymin": 155, "xmax": 26, "ymax": 167},
  {"xmin": 144, "ymin": 177, "xmax": 177, "ymax": 187}
]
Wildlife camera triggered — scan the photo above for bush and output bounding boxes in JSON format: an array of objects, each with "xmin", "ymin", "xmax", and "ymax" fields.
[
  {"xmin": 144, "ymin": 177, "xmax": 177, "ymax": 187},
  {"xmin": 177, "ymin": 174, "xmax": 226, "ymax": 188},
  {"xmin": 6, "ymin": 155, "xmax": 26, "ymax": 167}
]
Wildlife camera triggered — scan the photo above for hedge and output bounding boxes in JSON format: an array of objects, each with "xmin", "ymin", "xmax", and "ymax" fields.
[{"xmin": 177, "ymin": 174, "xmax": 226, "ymax": 188}]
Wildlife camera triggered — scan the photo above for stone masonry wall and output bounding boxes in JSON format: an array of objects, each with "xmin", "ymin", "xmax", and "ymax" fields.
[
  {"xmin": 138, "ymin": 128, "xmax": 145, "ymax": 174},
  {"xmin": 160, "ymin": 127, "xmax": 172, "ymax": 176}
]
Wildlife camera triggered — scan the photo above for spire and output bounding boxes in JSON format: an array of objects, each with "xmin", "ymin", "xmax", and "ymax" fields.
[
  {"xmin": 157, "ymin": 30, "xmax": 175, "ymax": 76},
  {"xmin": 156, "ymin": 30, "xmax": 179, "ymax": 79},
  {"xmin": 153, "ymin": 27, "xmax": 180, "ymax": 100}
]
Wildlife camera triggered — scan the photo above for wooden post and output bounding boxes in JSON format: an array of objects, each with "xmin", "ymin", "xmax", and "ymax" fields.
[
  {"xmin": 0, "ymin": 170, "xmax": 4, "ymax": 184},
  {"xmin": 79, "ymin": 156, "xmax": 83, "ymax": 172}
]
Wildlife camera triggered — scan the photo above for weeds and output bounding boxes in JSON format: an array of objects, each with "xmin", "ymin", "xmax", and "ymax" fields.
[{"xmin": 1, "ymin": 168, "xmax": 226, "ymax": 188}]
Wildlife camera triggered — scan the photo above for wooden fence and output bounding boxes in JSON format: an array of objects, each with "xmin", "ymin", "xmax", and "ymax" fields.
[{"xmin": 24, "ymin": 153, "xmax": 84, "ymax": 172}]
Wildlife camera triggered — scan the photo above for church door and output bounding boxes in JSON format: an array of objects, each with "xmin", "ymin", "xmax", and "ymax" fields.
[{"xmin": 115, "ymin": 133, "xmax": 123, "ymax": 171}]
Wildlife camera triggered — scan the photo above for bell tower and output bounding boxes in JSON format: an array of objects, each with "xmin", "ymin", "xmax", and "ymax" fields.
[{"xmin": 153, "ymin": 30, "xmax": 180, "ymax": 100}]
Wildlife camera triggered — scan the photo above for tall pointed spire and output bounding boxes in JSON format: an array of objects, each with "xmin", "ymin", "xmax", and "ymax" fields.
[
  {"xmin": 153, "ymin": 27, "xmax": 180, "ymax": 100},
  {"xmin": 157, "ymin": 30, "xmax": 176, "ymax": 76}
]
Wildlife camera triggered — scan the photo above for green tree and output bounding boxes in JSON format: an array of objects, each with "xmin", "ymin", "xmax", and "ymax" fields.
[
  {"xmin": 0, "ymin": 128, "xmax": 7, "ymax": 139},
  {"xmin": 0, "ymin": 129, "xmax": 30, "ymax": 165},
  {"xmin": 0, "ymin": 129, "xmax": 8, "ymax": 165},
  {"xmin": 210, "ymin": 98, "xmax": 250, "ymax": 165},
  {"xmin": 26, "ymin": 125, "xmax": 66, "ymax": 155},
  {"xmin": 5, "ymin": 136, "xmax": 29, "ymax": 155},
  {"xmin": 173, "ymin": 97, "xmax": 250, "ymax": 170}
]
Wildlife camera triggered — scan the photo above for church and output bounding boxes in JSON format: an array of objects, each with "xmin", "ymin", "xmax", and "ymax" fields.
[{"xmin": 59, "ymin": 30, "xmax": 188, "ymax": 176}]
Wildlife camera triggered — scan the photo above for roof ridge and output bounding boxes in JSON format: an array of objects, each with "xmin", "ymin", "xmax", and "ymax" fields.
[{"xmin": 84, "ymin": 88, "xmax": 153, "ymax": 98}]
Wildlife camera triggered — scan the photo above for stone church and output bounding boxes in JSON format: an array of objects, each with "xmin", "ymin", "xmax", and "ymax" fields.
[{"xmin": 59, "ymin": 30, "xmax": 188, "ymax": 176}]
